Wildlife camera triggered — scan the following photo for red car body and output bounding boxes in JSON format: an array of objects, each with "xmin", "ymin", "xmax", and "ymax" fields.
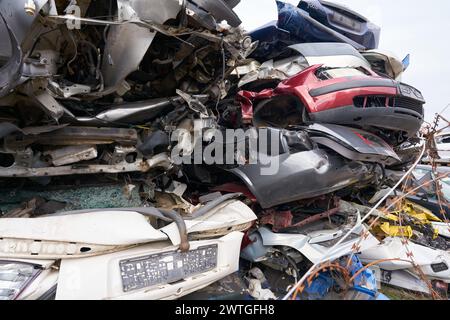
[{"xmin": 238, "ymin": 64, "xmax": 425, "ymax": 137}]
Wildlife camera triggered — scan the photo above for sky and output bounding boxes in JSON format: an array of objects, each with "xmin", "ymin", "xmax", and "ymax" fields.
[{"xmin": 235, "ymin": 0, "xmax": 450, "ymax": 125}]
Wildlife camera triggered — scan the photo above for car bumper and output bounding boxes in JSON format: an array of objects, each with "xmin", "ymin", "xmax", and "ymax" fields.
[
  {"xmin": 309, "ymin": 105, "xmax": 424, "ymax": 135},
  {"xmin": 54, "ymin": 232, "xmax": 244, "ymax": 300}
]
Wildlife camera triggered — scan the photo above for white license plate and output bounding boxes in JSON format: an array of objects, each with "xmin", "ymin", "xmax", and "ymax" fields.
[
  {"xmin": 119, "ymin": 245, "xmax": 218, "ymax": 292},
  {"xmin": 330, "ymin": 12, "xmax": 362, "ymax": 32}
]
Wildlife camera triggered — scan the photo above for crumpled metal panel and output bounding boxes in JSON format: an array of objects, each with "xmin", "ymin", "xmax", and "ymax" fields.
[
  {"xmin": 242, "ymin": 220, "xmax": 379, "ymax": 265},
  {"xmin": 0, "ymin": 12, "xmax": 23, "ymax": 98},
  {"xmin": 289, "ymin": 43, "xmax": 371, "ymax": 69},
  {"xmin": 101, "ymin": 0, "xmax": 182, "ymax": 89},
  {"xmin": 0, "ymin": 211, "xmax": 168, "ymax": 246},
  {"xmin": 231, "ymin": 149, "xmax": 377, "ymax": 209},
  {"xmin": 0, "ymin": 0, "xmax": 49, "ymax": 47},
  {"xmin": 127, "ymin": 0, "xmax": 181, "ymax": 24},
  {"xmin": 308, "ymin": 123, "xmax": 401, "ymax": 165},
  {"xmin": 64, "ymin": 97, "xmax": 177, "ymax": 126},
  {"xmin": 101, "ymin": 24, "xmax": 156, "ymax": 88},
  {"xmin": 191, "ymin": 0, "xmax": 242, "ymax": 27}
]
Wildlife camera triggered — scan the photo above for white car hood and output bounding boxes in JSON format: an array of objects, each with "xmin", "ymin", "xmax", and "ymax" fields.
[{"xmin": 0, "ymin": 200, "xmax": 257, "ymax": 246}]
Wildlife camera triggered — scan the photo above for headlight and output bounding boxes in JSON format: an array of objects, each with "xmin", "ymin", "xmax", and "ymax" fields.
[
  {"xmin": 399, "ymin": 83, "xmax": 425, "ymax": 102},
  {"xmin": 0, "ymin": 261, "xmax": 41, "ymax": 300}
]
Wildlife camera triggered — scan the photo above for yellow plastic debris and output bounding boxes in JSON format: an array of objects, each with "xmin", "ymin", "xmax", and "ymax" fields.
[
  {"xmin": 379, "ymin": 222, "xmax": 413, "ymax": 238},
  {"xmin": 389, "ymin": 200, "xmax": 442, "ymax": 224},
  {"xmin": 403, "ymin": 201, "xmax": 442, "ymax": 223}
]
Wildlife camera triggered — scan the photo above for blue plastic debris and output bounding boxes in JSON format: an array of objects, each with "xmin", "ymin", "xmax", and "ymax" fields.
[
  {"xmin": 402, "ymin": 54, "xmax": 411, "ymax": 71},
  {"xmin": 302, "ymin": 273, "xmax": 334, "ymax": 300},
  {"xmin": 297, "ymin": 255, "xmax": 389, "ymax": 300}
]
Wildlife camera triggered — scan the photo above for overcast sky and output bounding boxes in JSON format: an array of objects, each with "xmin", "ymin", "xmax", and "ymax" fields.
[{"xmin": 235, "ymin": 0, "xmax": 450, "ymax": 124}]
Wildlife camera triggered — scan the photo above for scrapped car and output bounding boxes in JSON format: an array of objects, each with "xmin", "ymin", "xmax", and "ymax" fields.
[
  {"xmin": 249, "ymin": 1, "xmax": 380, "ymax": 60},
  {"xmin": 0, "ymin": 0, "xmax": 256, "ymax": 179},
  {"xmin": 347, "ymin": 200, "xmax": 450, "ymax": 294},
  {"xmin": 359, "ymin": 237, "xmax": 450, "ymax": 285},
  {"xmin": 297, "ymin": 0, "xmax": 380, "ymax": 49},
  {"xmin": 435, "ymin": 132, "xmax": 450, "ymax": 160},
  {"xmin": 222, "ymin": 125, "xmax": 399, "ymax": 209},
  {"xmin": 0, "ymin": 0, "xmax": 442, "ymax": 303},
  {"xmin": 238, "ymin": 42, "xmax": 409, "ymax": 93},
  {"xmin": 238, "ymin": 64, "xmax": 425, "ymax": 145},
  {"xmin": 362, "ymin": 49, "xmax": 409, "ymax": 81},
  {"xmin": 241, "ymin": 200, "xmax": 380, "ymax": 270},
  {"xmin": 405, "ymin": 165, "xmax": 450, "ymax": 220},
  {"xmin": 0, "ymin": 198, "xmax": 257, "ymax": 300},
  {"xmin": 238, "ymin": 42, "xmax": 372, "ymax": 90}
]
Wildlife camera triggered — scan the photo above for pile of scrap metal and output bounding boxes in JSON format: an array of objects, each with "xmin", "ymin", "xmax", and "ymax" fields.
[{"xmin": 0, "ymin": 0, "xmax": 445, "ymax": 301}]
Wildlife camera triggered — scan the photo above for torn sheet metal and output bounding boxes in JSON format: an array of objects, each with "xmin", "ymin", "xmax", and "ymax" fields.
[
  {"xmin": 344, "ymin": 200, "xmax": 450, "ymax": 251},
  {"xmin": 0, "ymin": 126, "xmax": 173, "ymax": 177},
  {"xmin": 242, "ymin": 204, "xmax": 379, "ymax": 265},
  {"xmin": 191, "ymin": 0, "xmax": 242, "ymax": 27},
  {"xmin": 0, "ymin": 12, "xmax": 23, "ymax": 98},
  {"xmin": 160, "ymin": 199, "xmax": 257, "ymax": 245},
  {"xmin": 126, "ymin": 0, "xmax": 182, "ymax": 24},
  {"xmin": 391, "ymin": 201, "xmax": 443, "ymax": 223},
  {"xmin": 307, "ymin": 123, "xmax": 401, "ymax": 165},
  {"xmin": 102, "ymin": 24, "xmax": 157, "ymax": 89},
  {"xmin": 362, "ymin": 49, "xmax": 405, "ymax": 80},
  {"xmin": 63, "ymin": 97, "xmax": 180, "ymax": 126}
]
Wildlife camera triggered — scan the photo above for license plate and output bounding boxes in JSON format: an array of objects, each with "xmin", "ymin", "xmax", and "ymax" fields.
[
  {"xmin": 119, "ymin": 245, "xmax": 218, "ymax": 292},
  {"xmin": 329, "ymin": 11, "xmax": 362, "ymax": 32}
]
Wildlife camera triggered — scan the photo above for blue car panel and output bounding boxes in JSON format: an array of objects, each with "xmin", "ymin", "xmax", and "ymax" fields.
[
  {"xmin": 299, "ymin": 0, "xmax": 380, "ymax": 49},
  {"xmin": 250, "ymin": 1, "xmax": 380, "ymax": 60}
]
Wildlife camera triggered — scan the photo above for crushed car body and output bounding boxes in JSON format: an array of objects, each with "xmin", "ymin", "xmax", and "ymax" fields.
[
  {"xmin": 0, "ymin": 198, "xmax": 257, "ymax": 300},
  {"xmin": 249, "ymin": 1, "xmax": 380, "ymax": 61},
  {"xmin": 238, "ymin": 64, "xmax": 425, "ymax": 145},
  {"xmin": 0, "ymin": 0, "xmax": 447, "ymax": 302}
]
